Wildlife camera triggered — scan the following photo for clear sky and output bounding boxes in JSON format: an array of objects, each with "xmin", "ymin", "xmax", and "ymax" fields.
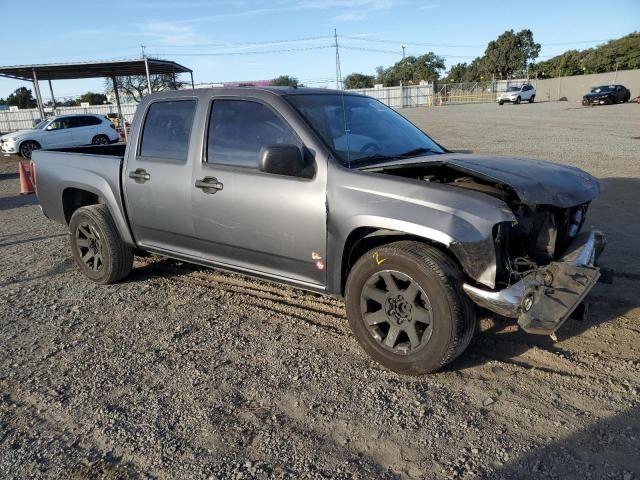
[{"xmin": 1, "ymin": 0, "xmax": 638, "ymax": 100}]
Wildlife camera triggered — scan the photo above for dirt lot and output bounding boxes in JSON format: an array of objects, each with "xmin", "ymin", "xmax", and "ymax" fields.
[{"xmin": 1, "ymin": 101, "xmax": 638, "ymax": 479}]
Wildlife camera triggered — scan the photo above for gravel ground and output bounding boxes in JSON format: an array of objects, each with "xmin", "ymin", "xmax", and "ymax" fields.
[{"xmin": 1, "ymin": 101, "xmax": 638, "ymax": 479}]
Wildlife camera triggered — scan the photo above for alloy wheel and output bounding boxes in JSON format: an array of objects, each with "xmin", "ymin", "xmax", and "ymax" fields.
[
  {"xmin": 75, "ymin": 222, "xmax": 104, "ymax": 272},
  {"xmin": 360, "ymin": 270, "xmax": 433, "ymax": 355}
]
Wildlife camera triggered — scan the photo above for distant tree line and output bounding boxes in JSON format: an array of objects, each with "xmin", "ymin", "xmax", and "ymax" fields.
[
  {"xmin": 342, "ymin": 30, "xmax": 639, "ymax": 87},
  {"xmin": 531, "ymin": 32, "xmax": 640, "ymax": 78}
]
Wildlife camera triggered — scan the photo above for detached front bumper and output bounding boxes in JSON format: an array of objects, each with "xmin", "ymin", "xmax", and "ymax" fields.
[{"xmin": 463, "ymin": 231, "xmax": 608, "ymax": 335}]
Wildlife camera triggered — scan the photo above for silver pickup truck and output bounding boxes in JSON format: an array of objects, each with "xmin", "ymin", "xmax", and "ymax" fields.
[{"xmin": 32, "ymin": 87, "xmax": 609, "ymax": 375}]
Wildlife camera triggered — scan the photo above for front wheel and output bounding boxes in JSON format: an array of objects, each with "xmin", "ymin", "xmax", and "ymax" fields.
[
  {"xmin": 514, "ymin": 96, "xmax": 521, "ymax": 104},
  {"xmin": 498, "ymin": 100, "xmax": 504, "ymax": 106},
  {"xmin": 529, "ymin": 95, "xmax": 535, "ymax": 103},
  {"xmin": 345, "ymin": 241, "xmax": 475, "ymax": 375},
  {"xmin": 19, "ymin": 140, "xmax": 40, "ymax": 159},
  {"xmin": 69, "ymin": 205, "xmax": 133, "ymax": 284}
]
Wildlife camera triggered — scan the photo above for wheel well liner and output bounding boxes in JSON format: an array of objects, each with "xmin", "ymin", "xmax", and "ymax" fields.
[
  {"xmin": 340, "ymin": 227, "xmax": 462, "ymax": 295},
  {"xmin": 62, "ymin": 188, "xmax": 100, "ymax": 224}
]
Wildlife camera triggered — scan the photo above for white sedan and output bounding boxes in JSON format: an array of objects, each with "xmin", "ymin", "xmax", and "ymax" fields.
[
  {"xmin": 497, "ymin": 84, "xmax": 536, "ymax": 105},
  {"xmin": 0, "ymin": 114, "xmax": 120, "ymax": 158}
]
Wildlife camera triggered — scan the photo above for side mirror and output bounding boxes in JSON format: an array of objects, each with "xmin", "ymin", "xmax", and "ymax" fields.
[
  {"xmin": 259, "ymin": 145, "xmax": 308, "ymax": 177},
  {"xmin": 45, "ymin": 125, "xmax": 53, "ymax": 131}
]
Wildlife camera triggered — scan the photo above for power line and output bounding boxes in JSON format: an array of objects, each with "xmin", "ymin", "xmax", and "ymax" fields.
[
  {"xmin": 146, "ymin": 35, "xmax": 334, "ymax": 49},
  {"xmin": 150, "ymin": 45, "xmax": 334, "ymax": 57}
]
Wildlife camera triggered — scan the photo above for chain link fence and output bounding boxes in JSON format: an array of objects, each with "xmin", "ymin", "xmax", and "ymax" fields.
[{"xmin": 347, "ymin": 78, "xmax": 530, "ymax": 108}]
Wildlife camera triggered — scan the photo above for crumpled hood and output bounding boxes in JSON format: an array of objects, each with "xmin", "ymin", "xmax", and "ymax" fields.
[{"xmin": 368, "ymin": 153, "xmax": 601, "ymax": 208}]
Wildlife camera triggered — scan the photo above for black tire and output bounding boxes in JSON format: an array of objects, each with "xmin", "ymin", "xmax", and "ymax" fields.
[
  {"xmin": 498, "ymin": 100, "xmax": 504, "ymax": 106},
  {"xmin": 19, "ymin": 140, "xmax": 40, "ymax": 159},
  {"xmin": 623, "ymin": 92, "xmax": 630, "ymax": 103},
  {"xmin": 345, "ymin": 241, "xmax": 475, "ymax": 375},
  {"xmin": 514, "ymin": 96, "xmax": 521, "ymax": 104},
  {"xmin": 69, "ymin": 205, "xmax": 133, "ymax": 284},
  {"xmin": 91, "ymin": 134, "xmax": 110, "ymax": 145},
  {"xmin": 582, "ymin": 98, "xmax": 589, "ymax": 106},
  {"xmin": 529, "ymin": 95, "xmax": 535, "ymax": 103}
]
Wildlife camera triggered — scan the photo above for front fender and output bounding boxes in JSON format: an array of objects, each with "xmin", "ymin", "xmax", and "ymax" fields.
[{"xmin": 326, "ymin": 168, "xmax": 516, "ymax": 293}]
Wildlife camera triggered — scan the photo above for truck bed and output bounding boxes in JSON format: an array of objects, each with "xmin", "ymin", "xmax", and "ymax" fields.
[
  {"xmin": 32, "ymin": 145, "xmax": 134, "ymax": 245},
  {"xmin": 47, "ymin": 143, "xmax": 127, "ymax": 157}
]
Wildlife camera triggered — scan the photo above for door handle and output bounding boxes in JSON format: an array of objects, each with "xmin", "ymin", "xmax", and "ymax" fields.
[
  {"xmin": 195, "ymin": 176, "xmax": 223, "ymax": 193},
  {"xmin": 129, "ymin": 169, "xmax": 151, "ymax": 183}
]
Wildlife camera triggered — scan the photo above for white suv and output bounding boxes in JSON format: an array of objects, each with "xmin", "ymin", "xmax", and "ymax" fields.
[
  {"xmin": 497, "ymin": 84, "xmax": 536, "ymax": 105},
  {"xmin": 0, "ymin": 114, "xmax": 120, "ymax": 159}
]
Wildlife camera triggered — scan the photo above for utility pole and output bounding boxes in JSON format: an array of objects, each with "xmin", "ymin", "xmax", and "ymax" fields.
[
  {"xmin": 402, "ymin": 44, "xmax": 406, "ymax": 59},
  {"xmin": 334, "ymin": 28, "xmax": 342, "ymax": 90}
]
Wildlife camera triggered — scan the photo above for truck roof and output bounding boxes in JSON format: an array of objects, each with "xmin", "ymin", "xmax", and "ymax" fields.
[{"xmin": 147, "ymin": 86, "xmax": 360, "ymax": 100}]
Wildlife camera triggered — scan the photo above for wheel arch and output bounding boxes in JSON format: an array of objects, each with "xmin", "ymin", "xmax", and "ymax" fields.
[
  {"xmin": 338, "ymin": 227, "xmax": 463, "ymax": 296},
  {"xmin": 18, "ymin": 138, "xmax": 41, "ymax": 156},
  {"xmin": 60, "ymin": 182, "xmax": 135, "ymax": 246}
]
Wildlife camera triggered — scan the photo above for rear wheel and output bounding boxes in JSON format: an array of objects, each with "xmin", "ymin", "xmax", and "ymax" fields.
[
  {"xmin": 91, "ymin": 134, "xmax": 110, "ymax": 145},
  {"xmin": 69, "ymin": 205, "xmax": 133, "ymax": 284},
  {"xmin": 345, "ymin": 241, "xmax": 475, "ymax": 375},
  {"xmin": 529, "ymin": 95, "xmax": 535, "ymax": 103},
  {"xmin": 514, "ymin": 96, "xmax": 521, "ymax": 104},
  {"xmin": 19, "ymin": 140, "xmax": 40, "ymax": 159}
]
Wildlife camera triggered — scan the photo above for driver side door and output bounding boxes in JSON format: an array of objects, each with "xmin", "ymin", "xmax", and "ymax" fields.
[
  {"xmin": 190, "ymin": 97, "xmax": 327, "ymax": 288},
  {"xmin": 42, "ymin": 117, "xmax": 74, "ymax": 148}
]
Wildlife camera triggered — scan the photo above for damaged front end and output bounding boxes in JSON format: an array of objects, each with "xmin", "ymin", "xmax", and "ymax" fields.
[
  {"xmin": 368, "ymin": 154, "xmax": 611, "ymax": 335},
  {"xmin": 464, "ymin": 230, "xmax": 606, "ymax": 334}
]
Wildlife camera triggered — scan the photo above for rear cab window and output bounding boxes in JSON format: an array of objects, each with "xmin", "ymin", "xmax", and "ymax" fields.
[{"xmin": 139, "ymin": 100, "xmax": 197, "ymax": 162}]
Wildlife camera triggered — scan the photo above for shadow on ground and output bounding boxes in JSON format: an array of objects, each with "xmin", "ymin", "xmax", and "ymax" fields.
[{"xmin": 488, "ymin": 408, "xmax": 640, "ymax": 479}]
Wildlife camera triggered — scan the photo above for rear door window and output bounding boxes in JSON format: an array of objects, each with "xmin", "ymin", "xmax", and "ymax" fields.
[{"xmin": 139, "ymin": 100, "xmax": 197, "ymax": 162}]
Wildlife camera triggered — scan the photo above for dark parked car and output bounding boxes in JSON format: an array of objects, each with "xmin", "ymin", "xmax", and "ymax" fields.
[{"xmin": 582, "ymin": 84, "xmax": 631, "ymax": 105}]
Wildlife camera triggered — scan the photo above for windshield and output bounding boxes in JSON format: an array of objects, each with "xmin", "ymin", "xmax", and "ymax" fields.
[
  {"xmin": 34, "ymin": 119, "xmax": 50, "ymax": 129},
  {"xmin": 506, "ymin": 86, "xmax": 521, "ymax": 92},
  {"xmin": 286, "ymin": 93, "xmax": 444, "ymax": 167},
  {"xmin": 591, "ymin": 85, "xmax": 614, "ymax": 93}
]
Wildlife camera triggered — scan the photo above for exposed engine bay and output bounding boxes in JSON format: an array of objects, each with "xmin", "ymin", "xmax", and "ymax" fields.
[{"xmin": 377, "ymin": 163, "xmax": 590, "ymax": 289}]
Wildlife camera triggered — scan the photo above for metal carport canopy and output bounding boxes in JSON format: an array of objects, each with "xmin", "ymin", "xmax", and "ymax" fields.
[{"xmin": 0, "ymin": 58, "xmax": 194, "ymax": 138}]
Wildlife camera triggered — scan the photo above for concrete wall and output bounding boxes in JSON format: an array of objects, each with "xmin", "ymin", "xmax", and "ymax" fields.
[{"xmin": 533, "ymin": 69, "xmax": 640, "ymax": 103}]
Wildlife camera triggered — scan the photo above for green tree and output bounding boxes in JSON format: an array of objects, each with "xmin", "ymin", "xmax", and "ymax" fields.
[
  {"xmin": 531, "ymin": 32, "xmax": 640, "ymax": 78},
  {"xmin": 77, "ymin": 92, "xmax": 109, "ymax": 105},
  {"xmin": 7, "ymin": 87, "xmax": 37, "ymax": 109},
  {"xmin": 270, "ymin": 75, "xmax": 301, "ymax": 87},
  {"xmin": 483, "ymin": 29, "xmax": 540, "ymax": 77},
  {"xmin": 344, "ymin": 73, "xmax": 375, "ymax": 89},
  {"xmin": 375, "ymin": 52, "xmax": 446, "ymax": 86},
  {"xmin": 104, "ymin": 74, "xmax": 185, "ymax": 103}
]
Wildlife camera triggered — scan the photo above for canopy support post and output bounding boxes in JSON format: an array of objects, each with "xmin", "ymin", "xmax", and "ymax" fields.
[
  {"xmin": 190, "ymin": 71, "xmax": 194, "ymax": 89},
  {"xmin": 31, "ymin": 68, "xmax": 45, "ymax": 120},
  {"xmin": 144, "ymin": 58, "xmax": 152, "ymax": 95},
  {"xmin": 48, "ymin": 80, "xmax": 57, "ymax": 114},
  {"xmin": 112, "ymin": 76, "xmax": 128, "ymax": 143}
]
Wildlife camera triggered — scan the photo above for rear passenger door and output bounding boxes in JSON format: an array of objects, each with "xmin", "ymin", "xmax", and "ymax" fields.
[
  {"xmin": 123, "ymin": 98, "xmax": 199, "ymax": 252},
  {"xmin": 190, "ymin": 97, "xmax": 327, "ymax": 288},
  {"xmin": 69, "ymin": 116, "xmax": 98, "ymax": 145}
]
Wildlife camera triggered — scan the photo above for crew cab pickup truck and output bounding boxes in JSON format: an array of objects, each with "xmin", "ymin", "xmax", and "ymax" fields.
[{"xmin": 32, "ymin": 87, "xmax": 609, "ymax": 375}]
